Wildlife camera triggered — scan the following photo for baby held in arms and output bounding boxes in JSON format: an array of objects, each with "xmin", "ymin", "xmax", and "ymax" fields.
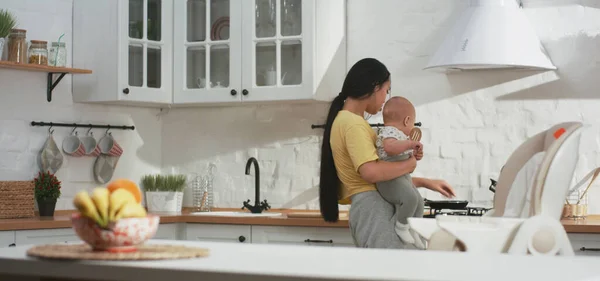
[{"xmin": 375, "ymin": 97, "xmax": 425, "ymax": 249}]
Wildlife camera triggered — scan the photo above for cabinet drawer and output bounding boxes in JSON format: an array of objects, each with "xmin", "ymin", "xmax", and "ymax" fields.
[
  {"xmin": 185, "ymin": 224, "xmax": 251, "ymax": 244},
  {"xmin": 15, "ymin": 228, "xmax": 80, "ymax": 246},
  {"xmin": 252, "ymin": 226, "xmax": 355, "ymax": 247},
  {"xmin": 568, "ymin": 233, "xmax": 600, "ymax": 256},
  {"xmin": 154, "ymin": 223, "xmax": 183, "ymax": 240},
  {"xmin": 0, "ymin": 231, "xmax": 15, "ymax": 248}
]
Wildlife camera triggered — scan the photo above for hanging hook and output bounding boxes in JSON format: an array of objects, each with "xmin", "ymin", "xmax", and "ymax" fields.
[
  {"xmin": 87, "ymin": 124, "xmax": 93, "ymax": 136},
  {"xmin": 105, "ymin": 125, "xmax": 111, "ymax": 135},
  {"xmin": 48, "ymin": 124, "xmax": 54, "ymax": 134}
]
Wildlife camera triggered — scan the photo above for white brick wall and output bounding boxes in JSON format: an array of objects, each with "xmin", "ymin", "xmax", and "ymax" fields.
[
  {"xmin": 2, "ymin": 0, "xmax": 600, "ymax": 213},
  {"xmin": 166, "ymin": 0, "xmax": 600, "ymax": 212},
  {"xmin": 0, "ymin": 0, "xmax": 162, "ymax": 210},
  {"xmin": 162, "ymin": 104, "xmax": 329, "ymax": 209}
]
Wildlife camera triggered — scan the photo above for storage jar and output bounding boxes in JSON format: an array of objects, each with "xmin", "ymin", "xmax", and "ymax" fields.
[
  {"xmin": 28, "ymin": 40, "xmax": 48, "ymax": 65},
  {"xmin": 49, "ymin": 41, "xmax": 66, "ymax": 67},
  {"xmin": 7, "ymin": 29, "xmax": 27, "ymax": 63}
]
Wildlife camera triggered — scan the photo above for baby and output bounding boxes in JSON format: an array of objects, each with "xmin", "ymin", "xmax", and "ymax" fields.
[{"xmin": 375, "ymin": 96, "xmax": 425, "ymax": 249}]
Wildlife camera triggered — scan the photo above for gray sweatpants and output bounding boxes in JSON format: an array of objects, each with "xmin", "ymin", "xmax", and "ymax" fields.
[
  {"xmin": 349, "ymin": 191, "xmax": 420, "ymax": 249},
  {"xmin": 376, "ymin": 154, "xmax": 424, "ymax": 224}
]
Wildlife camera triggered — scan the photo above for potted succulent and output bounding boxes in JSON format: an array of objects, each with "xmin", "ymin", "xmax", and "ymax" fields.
[
  {"xmin": 0, "ymin": 9, "xmax": 17, "ymax": 60},
  {"xmin": 34, "ymin": 171, "xmax": 61, "ymax": 217},
  {"xmin": 142, "ymin": 174, "xmax": 186, "ymax": 213}
]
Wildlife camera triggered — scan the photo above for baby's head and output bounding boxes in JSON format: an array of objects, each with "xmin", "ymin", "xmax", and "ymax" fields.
[{"xmin": 382, "ymin": 96, "xmax": 416, "ymax": 135}]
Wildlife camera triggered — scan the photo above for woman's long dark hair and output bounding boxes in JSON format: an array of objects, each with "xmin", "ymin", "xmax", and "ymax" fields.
[{"xmin": 319, "ymin": 58, "xmax": 391, "ymax": 222}]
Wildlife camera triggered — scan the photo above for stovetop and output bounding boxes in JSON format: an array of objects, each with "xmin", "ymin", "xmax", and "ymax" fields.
[{"xmin": 423, "ymin": 206, "xmax": 491, "ymax": 218}]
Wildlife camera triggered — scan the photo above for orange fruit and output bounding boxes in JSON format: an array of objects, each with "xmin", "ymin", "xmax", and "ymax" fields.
[{"xmin": 106, "ymin": 179, "xmax": 142, "ymax": 203}]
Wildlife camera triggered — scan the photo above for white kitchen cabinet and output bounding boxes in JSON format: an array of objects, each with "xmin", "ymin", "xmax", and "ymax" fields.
[
  {"xmin": 15, "ymin": 228, "xmax": 80, "ymax": 247},
  {"xmin": 73, "ymin": 0, "xmax": 345, "ymax": 107},
  {"xmin": 173, "ymin": 0, "xmax": 346, "ymax": 105},
  {"xmin": 73, "ymin": 0, "xmax": 173, "ymax": 106},
  {"xmin": 251, "ymin": 226, "xmax": 355, "ymax": 247},
  {"xmin": 0, "ymin": 231, "xmax": 15, "ymax": 248},
  {"xmin": 185, "ymin": 223, "xmax": 251, "ymax": 243},
  {"xmin": 568, "ymin": 233, "xmax": 600, "ymax": 256},
  {"xmin": 154, "ymin": 223, "xmax": 184, "ymax": 240}
]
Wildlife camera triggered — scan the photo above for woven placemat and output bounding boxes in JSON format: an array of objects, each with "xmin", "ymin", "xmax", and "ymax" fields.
[
  {"xmin": 0, "ymin": 181, "xmax": 34, "ymax": 219},
  {"xmin": 26, "ymin": 243, "xmax": 210, "ymax": 260}
]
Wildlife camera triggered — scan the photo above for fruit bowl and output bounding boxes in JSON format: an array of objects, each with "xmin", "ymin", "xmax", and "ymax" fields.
[{"xmin": 71, "ymin": 212, "xmax": 160, "ymax": 252}]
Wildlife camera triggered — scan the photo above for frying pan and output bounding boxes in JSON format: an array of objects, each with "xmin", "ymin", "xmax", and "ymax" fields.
[{"xmin": 424, "ymin": 198, "xmax": 469, "ymax": 210}]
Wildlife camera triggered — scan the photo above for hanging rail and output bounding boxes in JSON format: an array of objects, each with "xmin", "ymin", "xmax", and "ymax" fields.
[
  {"xmin": 30, "ymin": 121, "xmax": 135, "ymax": 131},
  {"xmin": 311, "ymin": 122, "xmax": 421, "ymax": 129}
]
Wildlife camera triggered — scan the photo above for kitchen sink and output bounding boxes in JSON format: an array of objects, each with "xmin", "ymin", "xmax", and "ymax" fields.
[{"xmin": 188, "ymin": 211, "xmax": 283, "ymax": 217}]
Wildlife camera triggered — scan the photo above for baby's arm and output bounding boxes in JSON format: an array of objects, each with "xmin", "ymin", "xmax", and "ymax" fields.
[{"xmin": 383, "ymin": 138, "xmax": 421, "ymax": 157}]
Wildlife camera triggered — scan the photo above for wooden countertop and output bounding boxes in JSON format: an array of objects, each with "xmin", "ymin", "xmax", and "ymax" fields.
[
  {"xmin": 560, "ymin": 215, "xmax": 600, "ymax": 233},
  {"xmin": 0, "ymin": 208, "xmax": 349, "ymax": 231},
  {"xmin": 1, "ymin": 208, "xmax": 599, "ymax": 233}
]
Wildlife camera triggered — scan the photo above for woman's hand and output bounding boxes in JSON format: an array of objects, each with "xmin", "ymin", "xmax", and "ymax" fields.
[{"xmin": 424, "ymin": 179, "xmax": 456, "ymax": 198}]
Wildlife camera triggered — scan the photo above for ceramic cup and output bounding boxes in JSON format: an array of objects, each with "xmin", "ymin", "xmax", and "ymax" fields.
[
  {"xmin": 98, "ymin": 133, "xmax": 123, "ymax": 156},
  {"xmin": 80, "ymin": 133, "xmax": 101, "ymax": 157},
  {"xmin": 62, "ymin": 132, "xmax": 86, "ymax": 157}
]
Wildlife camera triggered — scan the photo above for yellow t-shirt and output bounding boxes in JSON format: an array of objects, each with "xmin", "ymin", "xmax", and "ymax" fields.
[{"xmin": 330, "ymin": 110, "xmax": 379, "ymax": 204}]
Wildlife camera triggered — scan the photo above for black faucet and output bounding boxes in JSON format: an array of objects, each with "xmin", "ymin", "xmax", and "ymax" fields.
[{"xmin": 242, "ymin": 157, "xmax": 271, "ymax": 213}]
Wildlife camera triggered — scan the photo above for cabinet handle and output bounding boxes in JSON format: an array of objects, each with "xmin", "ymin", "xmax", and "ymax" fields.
[
  {"xmin": 580, "ymin": 247, "xmax": 600, "ymax": 251},
  {"xmin": 238, "ymin": 236, "xmax": 246, "ymax": 243},
  {"xmin": 304, "ymin": 239, "xmax": 333, "ymax": 244},
  {"xmin": 242, "ymin": 89, "xmax": 249, "ymax": 96},
  {"xmin": 230, "ymin": 89, "xmax": 237, "ymax": 96},
  {"xmin": 8, "ymin": 243, "xmax": 15, "ymax": 247},
  {"xmin": 123, "ymin": 88, "xmax": 130, "ymax": 94}
]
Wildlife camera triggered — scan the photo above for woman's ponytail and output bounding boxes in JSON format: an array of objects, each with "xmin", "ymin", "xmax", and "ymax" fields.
[
  {"xmin": 319, "ymin": 94, "xmax": 346, "ymax": 222},
  {"xmin": 319, "ymin": 58, "xmax": 390, "ymax": 223}
]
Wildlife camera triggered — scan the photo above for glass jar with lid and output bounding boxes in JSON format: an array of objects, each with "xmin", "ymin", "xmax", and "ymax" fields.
[
  {"xmin": 7, "ymin": 29, "xmax": 27, "ymax": 63},
  {"xmin": 28, "ymin": 40, "xmax": 48, "ymax": 65},
  {"xmin": 49, "ymin": 42, "xmax": 67, "ymax": 67}
]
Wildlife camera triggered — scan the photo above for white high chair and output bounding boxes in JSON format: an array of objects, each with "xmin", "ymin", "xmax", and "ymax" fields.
[{"xmin": 408, "ymin": 122, "xmax": 593, "ymax": 256}]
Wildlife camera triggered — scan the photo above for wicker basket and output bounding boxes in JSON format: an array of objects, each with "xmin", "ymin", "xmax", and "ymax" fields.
[{"xmin": 0, "ymin": 181, "xmax": 35, "ymax": 219}]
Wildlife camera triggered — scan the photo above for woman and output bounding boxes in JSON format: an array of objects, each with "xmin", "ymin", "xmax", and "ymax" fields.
[{"xmin": 319, "ymin": 58, "xmax": 456, "ymax": 249}]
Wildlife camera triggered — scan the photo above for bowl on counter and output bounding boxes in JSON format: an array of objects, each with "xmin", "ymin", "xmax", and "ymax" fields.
[{"xmin": 71, "ymin": 213, "xmax": 160, "ymax": 252}]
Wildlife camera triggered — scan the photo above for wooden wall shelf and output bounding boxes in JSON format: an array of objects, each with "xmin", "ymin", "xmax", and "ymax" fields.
[{"xmin": 0, "ymin": 61, "xmax": 92, "ymax": 102}]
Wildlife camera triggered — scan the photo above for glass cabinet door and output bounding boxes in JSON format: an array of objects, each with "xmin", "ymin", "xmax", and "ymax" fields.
[
  {"xmin": 122, "ymin": 0, "xmax": 172, "ymax": 103},
  {"xmin": 173, "ymin": 0, "xmax": 242, "ymax": 104},
  {"xmin": 241, "ymin": 0, "xmax": 312, "ymax": 101}
]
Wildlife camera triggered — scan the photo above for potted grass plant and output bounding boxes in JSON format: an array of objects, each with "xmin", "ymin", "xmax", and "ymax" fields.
[
  {"xmin": 0, "ymin": 9, "xmax": 17, "ymax": 60},
  {"xmin": 142, "ymin": 174, "xmax": 186, "ymax": 213}
]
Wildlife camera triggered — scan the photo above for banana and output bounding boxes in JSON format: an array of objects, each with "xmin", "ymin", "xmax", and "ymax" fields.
[
  {"xmin": 114, "ymin": 202, "xmax": 147, "ymax": 220},
  {"xmin": 108, "ymin": 188, "xmax": 137, "ymax": 222},
  {"xmin": 73, "ymin": 191, "xmax": 103, "ymax": 225},
  {"xmin": 91, "ymin": 187, "xmax": 110, "ymax": 227}
]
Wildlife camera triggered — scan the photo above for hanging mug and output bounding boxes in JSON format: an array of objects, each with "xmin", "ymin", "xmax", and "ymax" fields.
[
  {"xmin": 62, "ymin": 130, "xmax": 86, "ymax": 157},
  {"xmin": 80, "ymin": 129, "xmax": 101, "ymax": 157},
  {"xmin": 98, "ymin": 132, "xmax": 123, "ymax": 156}
]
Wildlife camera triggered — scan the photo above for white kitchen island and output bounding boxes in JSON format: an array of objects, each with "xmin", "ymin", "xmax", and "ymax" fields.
[{"xmin": 1, "ymin": 239, "xmax": 599, "ymax": 281}]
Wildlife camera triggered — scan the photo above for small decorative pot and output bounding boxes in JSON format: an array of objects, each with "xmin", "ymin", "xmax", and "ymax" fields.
[
  {"xmin": 37, "ymin": 198, "xmax": 57, "ymax": 217},
  {"xmin": 145, "ymin": 191, "xmax": 183, "ymax": 213},
  {"xmin": 0, "ymin": 37, "xmax": 5, "ymax": 60}
]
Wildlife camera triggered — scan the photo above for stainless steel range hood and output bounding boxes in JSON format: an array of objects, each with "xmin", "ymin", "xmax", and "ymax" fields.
[{"xmin": 424, "ymin": 0, "xmax": 556, "ymax": 71}]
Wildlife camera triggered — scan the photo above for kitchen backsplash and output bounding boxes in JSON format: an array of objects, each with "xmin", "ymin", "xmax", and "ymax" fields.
[
  {"xmin": 161, "ymin": 104, "xmax": 329, "ymax": 210},
  {"xmin": 2, "ymin": 0, "xmax": 600, "ymax": 212}
]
